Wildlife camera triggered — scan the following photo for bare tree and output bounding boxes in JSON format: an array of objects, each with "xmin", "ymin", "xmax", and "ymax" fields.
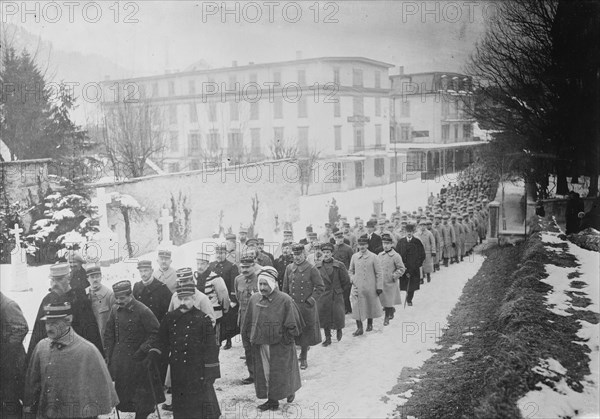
[
  {"xmin": 269, "ymin": 137, "xmax": 298, "ymax": 160},
  {"xmin": 101, "ymin": 101, "xmax": 166, "ymax": 179}
]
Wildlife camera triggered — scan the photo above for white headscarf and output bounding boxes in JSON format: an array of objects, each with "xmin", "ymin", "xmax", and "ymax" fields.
[{"xmin": 258, "ymin": 266, "xmax": 279, "ymax": 293}]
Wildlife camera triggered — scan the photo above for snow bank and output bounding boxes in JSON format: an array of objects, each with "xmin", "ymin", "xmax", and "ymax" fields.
[{"xmin": 517, "ymin": 232, "xmax": 600, "ymax": 419}]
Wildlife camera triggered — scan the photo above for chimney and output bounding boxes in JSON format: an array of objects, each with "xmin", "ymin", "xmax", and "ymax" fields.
[
  {"xmin": 232, "ymin": 60, "xmax": 238, "ymax": 67},
  {"xmin": 397, "ymin": 66, "xmax": 404, "ymax": 75},
  {"xmin": 296, "ymin": 50, "xmax": 302, "ymax": 60}
]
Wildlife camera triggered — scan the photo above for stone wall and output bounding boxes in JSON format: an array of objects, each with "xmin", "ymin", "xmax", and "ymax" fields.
[{"xmin": 97, "ymin": 159, "xmax": 301, "ymax": 256}]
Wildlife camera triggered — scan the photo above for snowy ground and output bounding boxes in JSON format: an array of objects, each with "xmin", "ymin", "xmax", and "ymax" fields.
[
  {"xmin": 517, "ymin": 231, "xmax": 600, "ymax": 419},
  {"xmin": 1, "ymin": 248, "xmax": 484, "ymax": 419}
]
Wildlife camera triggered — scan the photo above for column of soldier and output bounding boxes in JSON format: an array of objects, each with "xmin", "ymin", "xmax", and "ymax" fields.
[{"xmin": 1, "ymin": 170, "xmax": 494, "ymax": 419}]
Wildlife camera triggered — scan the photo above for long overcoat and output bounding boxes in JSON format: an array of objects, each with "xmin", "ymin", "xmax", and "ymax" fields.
[
  {"xmin": 210, "ymin": 259, "xmax": 240, "ymax": 341},
  {"xmin": 377, "ymin": 249, "xmax": 405, "ymax": 307},
  {"xmin": 452, "ymin": 222, "xmax": 465, "ymax": 258},
  {"xmin": 415, "ymin": 230, "xmax": 435, "ymax": 274},
  {"xmin": 103, "ymin": 298, "xmax": 164, "ymax": 413},
  {"xmin": 430, "ymin": 226, "xmax": 443, "ymax": 264},
  {"xmin": 133, "ymin": 279, "xmax": 172, "ymax": 323},
  {"xmin": 441, "ymin": 223, "xmax": 456, "ymax": 259},
  {"xmin": 242, "ymin": 289, "xmax": 304, "ymax": 401},
  {"xmin": 152, "ymin": 307, "xmax": 221, "ymax": 419},
  {"xmin": 315, "ymin": 259, "xmax": 350, "ymax": 329},
  {"xmin": 283, "ymin": 260, "xmax": 324, "ymax": 346},
  {"xmin": 396, "ymin": 237, "xmax": 426, "ymax": 292},
  {"xmin": 348, "ymin": 250, "xmax": 383, "ymax": 321}
]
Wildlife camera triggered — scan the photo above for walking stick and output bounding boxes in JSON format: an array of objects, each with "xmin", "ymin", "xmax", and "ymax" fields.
[
  {"xmin": 115, "ymin": 407, "xmax": 120, "ymax": 419},
  {"xmin": 146, "ymin": 363, "xmax": 163, "ymax": 419},
  {"xmin": 403, "ymin": 273, "xmax": 411, "ymax": 309}
]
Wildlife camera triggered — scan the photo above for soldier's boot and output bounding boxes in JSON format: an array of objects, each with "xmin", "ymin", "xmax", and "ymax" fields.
[
  {"xmin": 336, "ymin": 329, "xmax": 343, "ymax": 341},
  {"xmin": 383, "ymin": 309, "xmax": 390, "ymax": 326},
  {"xmin": 389, "ymin": 307, "xmax": 395, "ymax": 320},
  {"xmin": 427, "ymin": 273, "xmax": 431, "ymax": 283},
  {"xmin": 353, "ymin": 321, "xmax": 364, "ymax": 336},
  {"xmin": 299, "ymin": 346, "xmax": 308, "ymax": 369},
  {"xmin": 444, "ymin": 258, "xmax": 449, "ymax": 267},
  {"xmin": 366, "ymin": 318, "xmax": 373, "ymax": 332},
  {"xmin": 322, "ymin": 328, "xmax": 332, "ymax": 346}
]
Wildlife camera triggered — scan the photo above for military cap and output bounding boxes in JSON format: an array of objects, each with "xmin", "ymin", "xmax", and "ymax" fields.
[
  {"xmin": 334, "ymin": 230, "xmax": 344, "ymax": 238},
  {"xmin": 40, "ymin": 302, "xmax": 72, "ymax": 321},
  {"xmin": 332, "ymin": 227, "xmax": 340, "ymax": 234},
  {"xmin": 283, "ymin": 229, "xmax": 293, "ymax": 236},
  {"xmin": 291, "ymin": 243, "xmax": 305, "ymax": 254},
  {"xmin": 381, "ymin": 233, "xmax": 393, "ymax": 243},
  {"xmin": 257, "ymin": 237, "xmax": 265, "ymax": 244},
  {"xmin": 158, "ymin": 249, "xmax": 172, "ymax": 258},
  {"xmin": 113, "ymin": 280, "xmax": 132, "ymax": 296},
  {"xmin": 240, "ymin": 255, "xmax": 255, "ymax": 265},
  {"xmin": 49, "ymin": 263, "xmax": 70, "ymax": 279},
  {"xmin": 85, "ymin": 264, "xmax": 101, "ymax": 276},
  {"xmin": 324, "ymin": 222, "xmax": 331, "ymax": 227},
  {"xmin": 442, "ymin": 214, "xmax": 450, "ymax": 220},
  {"xmin": 225, "ymin": 233, "xmax": 236, "ymax": 240},
  {"xmin": 305, "ymin": 226, "xmax": 313, "ymax": 232},
  {"xmin": 343, "ymin": 222, "xmax": 350, "ymax": 227},
  {"xmin": 377, "ymin": 219, "xmax": 386, "ymax": 226},
  {"xmin": 312, "ymin": 242, "xmax": 321, "ymax": 249},
  {"xmin": 246, "ymin": 238, "xmax": 258, "ymax": 246},
  {"xmin": 137, "ymin": 260, "xmax": 153, "ymax": 270},
  {"xmin": 239, "ymin": 227, "xmax": 248, "ymax": 234},
  {"xmin": 419, "ymin": 220, "xmax": 427, "ymax": 225},
  {"xmin": 176, "ymin": 267, "xmax": 194, "ymax": 282},
  {"xmin": 215, "ymin": 244, "xmax": 227, "ymax": 252},
  {"xmin": 176, "ymin": 282, "xmax": 196, "ymax": 298},
  {"xmin": 354, "ymin": 216, "xmax": 361, "ymax": 220},
  {"xmin": 281, "ymin": 241, "xmax": 293, "ymax": 247},
  {"xmin": 321, "ymin": 242, "xmax": 334, "ymax": 252},
  {"xmin": 358, "ymin": 235, "xmax": 369, "ymax": 245},
  {"xmin": 308, "ymin": 232, "xmax": 318, "ymax": 239}
]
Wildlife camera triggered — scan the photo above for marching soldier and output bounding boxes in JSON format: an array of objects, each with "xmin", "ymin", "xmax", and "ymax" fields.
[
  {"xmin": 283, "ymin": 244, "xmax": 324, "ymax": 369},
  {"xmin": 235, "ymin": 254, "xmax": 260, "ymax": 384},
  {"xmin": 104, "ymin": 280, "xmax": 164, "ymax": 418},
  {"xmin": 210, "ymin": 245, "xmax": 240, "ymax": 349},
  {"xmin": 415, "ymin": 220, "xmax": 436, "ymax": 283},
  {"xmin": 396, "ymin": 222, "xmax": 426, "ymax": 307},
  {"xmin": 145, "ymin": 283, "xmax": 221, "ymax": 419},
  {"xmin": 316, "ymin": 243, "xmax": 350, "ymax": 345},
  {"xmin": 378, "ymin": 233, "xmax": 405, "ymax": 325},
  {"xmin": 85, "ymin": 264, "xmax": 115, "ymax": 345}
]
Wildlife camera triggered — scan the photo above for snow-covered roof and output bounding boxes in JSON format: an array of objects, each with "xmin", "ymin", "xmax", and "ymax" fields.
[{"xmin": 389, "ymin": 141, "xmax": 488, "ymax": 151}]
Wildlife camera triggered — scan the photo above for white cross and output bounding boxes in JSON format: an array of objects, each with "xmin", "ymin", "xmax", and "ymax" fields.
[
  {"xmin": 158, "ymin": 207, "xmax": 173, "ymax": 246},
  {"xmin": 9, "ymin": 223, "xmax": 23, "ymax": 248}
]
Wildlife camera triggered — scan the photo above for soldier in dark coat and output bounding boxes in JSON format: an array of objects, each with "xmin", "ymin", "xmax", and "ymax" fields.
[
  {"xmin": 274, "ymin": 241, "xmax": 294, "ymax": 289},
  {"xmin": 396, "ymin": 222, "xmax": 426, "ymax": 307},
  {"xmin": 145, "ymin": 283, "xmax": 221, "ymax": 419},
  {"xmin": 316, "ymin": 243, "xmax": 350, "ymax": 346},
  {"xmin": 28, "ymin": 263, "xmax": 104, "ymax": 358},
  {"xmin": 210, "ymin": 244, "xmax": 240, "ymax": 349},
  {"xmin": 282, "ymin": 243, "xmax": 324, "ymax": 370},
  {"xmin": 133, "ymin": 260, "xmax": 172, "ymax": 384},
  {"xmin": 134, "ymin": 260, "xmax": 173, "ymax": 323},
  {"xmin": 1, "ymin": 292, "xmax": 28, "ymax": 418},
  {"xmin": 257, "ymin": 238, "xmax": 276, "ymax": 265},
  {"xmin": 243, "ymin": 267, "xmax": 304, "ymax": 411},
  {"xmin": 104, "ymin": 280, "xmax": 164, "ymax": 418},
  {"xmin": 332, "ymin": 230, "xmax": 354, "ymax": 314}
]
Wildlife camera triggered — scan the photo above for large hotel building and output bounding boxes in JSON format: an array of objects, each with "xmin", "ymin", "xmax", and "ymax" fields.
[{"xmin": 101, "ymin": 55, "xmax": 485, "ymax": 194}]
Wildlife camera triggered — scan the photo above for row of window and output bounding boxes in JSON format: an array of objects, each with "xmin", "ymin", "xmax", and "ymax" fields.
[
  {"xmin": 164, "ymin": 96, "xmax": 385, "ymax": 125},
  {"xmin": 441, "ymin": 123, "xmax": 472, "ymax": 141},
  {"xmin": 145, "ymin": 67, "xmax": 383, "ymax": 98},
  {"xmin": 167, "ymin": 127, "xmax": 310, "ymax": 154}
]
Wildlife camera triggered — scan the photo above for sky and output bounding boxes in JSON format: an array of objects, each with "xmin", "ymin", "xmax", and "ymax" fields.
[{"xmin": 3, "ymin": 0, "xmax": 492, "ymax": 76}]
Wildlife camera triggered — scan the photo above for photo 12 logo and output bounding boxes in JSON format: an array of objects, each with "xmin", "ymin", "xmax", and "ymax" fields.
[
  {"xmin": 200, "ymin": 1, "xmax": 340, "ymax": 24},
  {"xmin": 1, "ymin": 1, "xmax": 140, "ymax": 24}
]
